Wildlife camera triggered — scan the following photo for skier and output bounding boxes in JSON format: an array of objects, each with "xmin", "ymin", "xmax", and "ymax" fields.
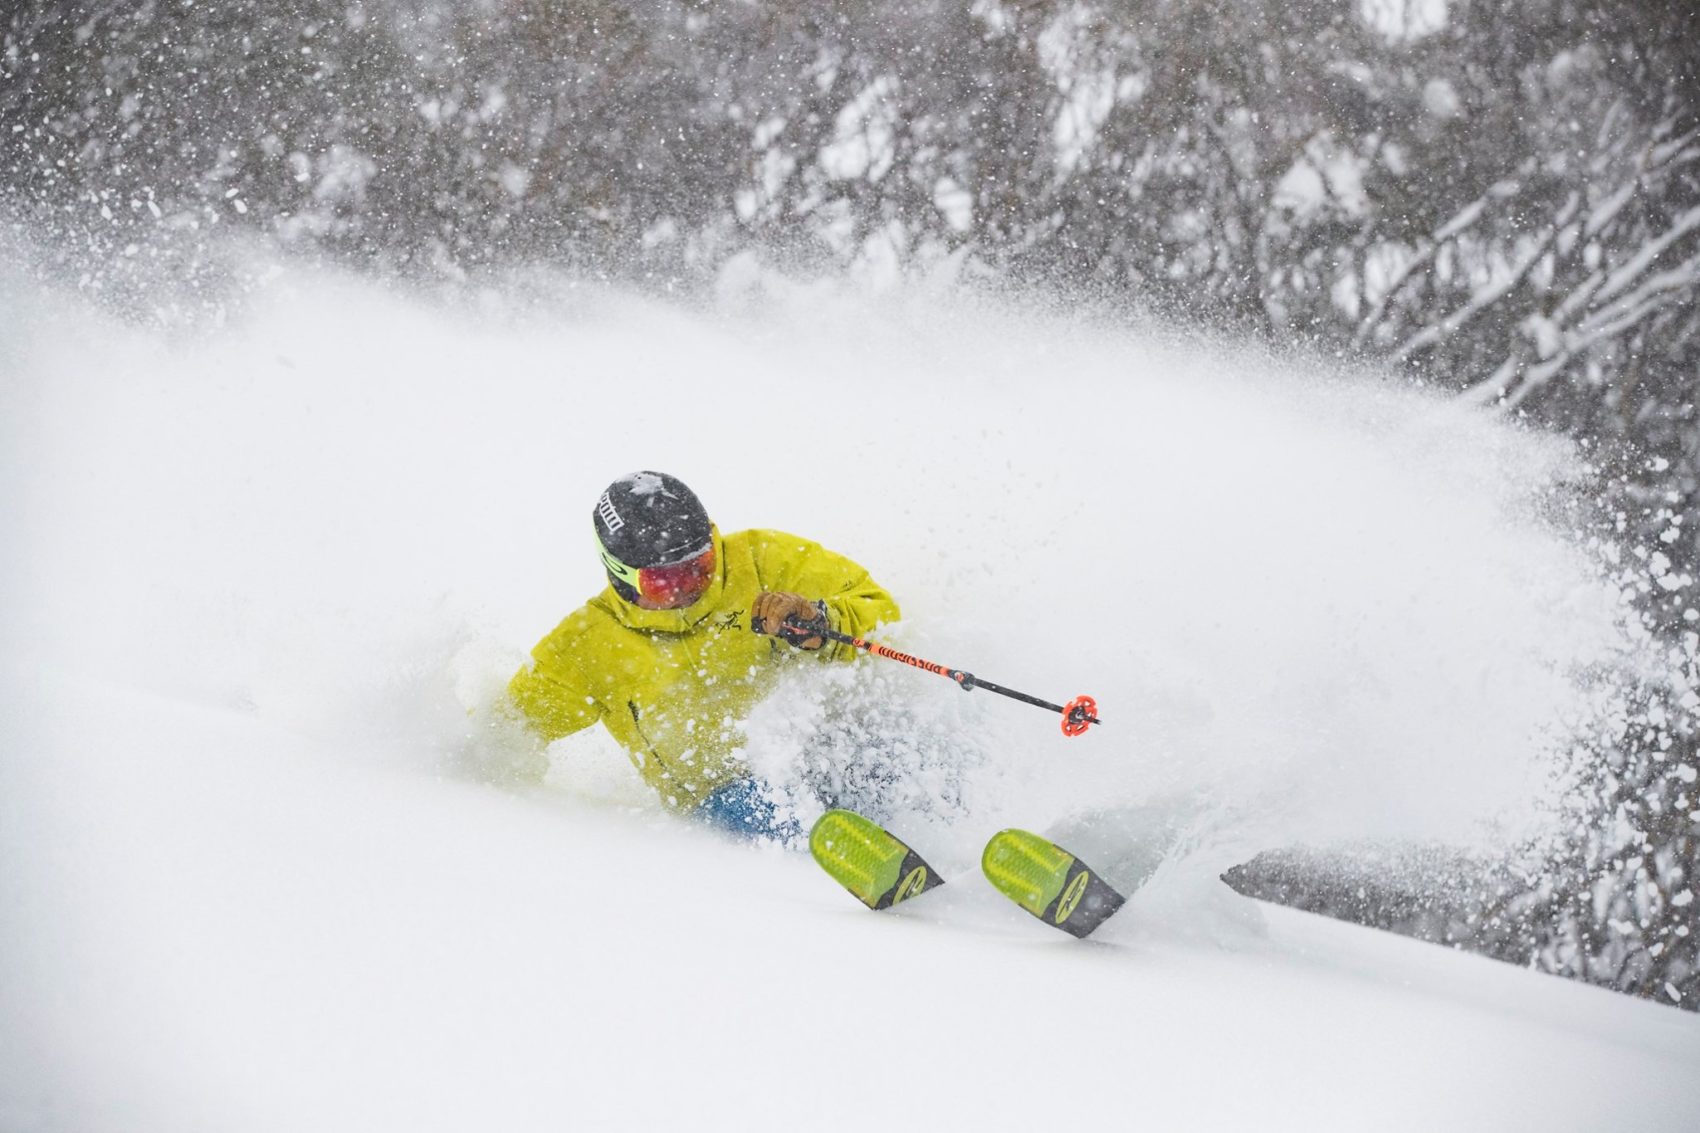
[{"xmin": 507, "ymin": 471, "xmax": 900, "ymax": 839}]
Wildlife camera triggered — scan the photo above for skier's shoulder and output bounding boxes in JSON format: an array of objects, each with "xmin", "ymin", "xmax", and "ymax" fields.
[
  {"xmin": 538, "ymin": 591, "xmax": 626, "ymax": 658},
  {"xmin": 730, "ymin": 527, "xmax": 826, "ymax": 561}
]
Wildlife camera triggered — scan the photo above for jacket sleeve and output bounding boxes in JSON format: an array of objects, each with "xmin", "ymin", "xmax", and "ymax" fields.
[
  {"xmin": 506, "ymin": 631, "xmax": 604, "ymax": 743},
  {"xmin": 751, "ymin": 530, "xmax": 902, "ymax": 662}
]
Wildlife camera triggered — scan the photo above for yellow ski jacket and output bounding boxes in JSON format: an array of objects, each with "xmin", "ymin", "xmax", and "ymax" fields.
[{"xmin": 508, "ymin": 527, "xmax": 899, "ymax": 809}]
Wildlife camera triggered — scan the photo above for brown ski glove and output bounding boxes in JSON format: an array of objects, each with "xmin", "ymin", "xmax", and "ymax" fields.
[{"xmin": 751, "ymin": 591, "xmax": 830, "ymax": 650}]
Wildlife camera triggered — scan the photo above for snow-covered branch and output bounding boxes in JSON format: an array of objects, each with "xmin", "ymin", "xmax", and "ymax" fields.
[
  {"xmin": 1465, "ymin": 244, "xmax": 1700, "ymax": 408},
  {"xmin": 1392, "ymin": 194, "xmax": 1578, "ymax": 361},
  {"xmin": 1351, "ymin": 176, "xmax": 1526, "ymax": 347},
  {"xmin": 1591, "ymin": 202, "xmax": 1700, "ymax": 309}
]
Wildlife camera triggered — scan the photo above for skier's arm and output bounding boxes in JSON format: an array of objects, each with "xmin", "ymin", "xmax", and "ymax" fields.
[
  {"xmin": 750, "ymin": 531, "xmax": 901, "ymax": 661},
  {"xmin": 819, "ymin": 568, "xmax": 900, "ymax": 642},
  {"xmin": 506, "ymin": 640, "xmax": 604, "ymax": 743}
]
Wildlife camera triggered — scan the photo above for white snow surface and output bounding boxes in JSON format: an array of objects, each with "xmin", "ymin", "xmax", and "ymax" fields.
[{"xmin": 3, "ymin": 261, "xmax": 1697, "ymax": 1131}]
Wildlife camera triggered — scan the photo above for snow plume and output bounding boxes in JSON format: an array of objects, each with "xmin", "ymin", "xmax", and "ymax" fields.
[
  {"xmin": 4, "ymin": 253, "xmax": 1634, "ymax": 897},
  {"xmin": 708, "ymin": 274, "xmax": 1632, "ymax": 909}
]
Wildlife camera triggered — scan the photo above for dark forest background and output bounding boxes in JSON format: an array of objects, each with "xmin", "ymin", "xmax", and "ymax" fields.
[{"xmin": 4, "ymin": 0, "xmax": 1696, "ymax": 1008}]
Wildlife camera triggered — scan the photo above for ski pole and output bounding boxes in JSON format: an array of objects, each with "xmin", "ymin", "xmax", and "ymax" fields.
[{"xmin": 754, "ymin": 617, "xmax": 1100, "ymax": 737}]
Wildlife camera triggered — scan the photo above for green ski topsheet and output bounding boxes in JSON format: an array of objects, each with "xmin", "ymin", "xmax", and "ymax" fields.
[
  {"xmin": 981, "ymin": 828, "xmax": 1127, "ymax": 938},
  {"xmin": 809, "ymin": 809, "xmax": 944, "ymax": 911}
]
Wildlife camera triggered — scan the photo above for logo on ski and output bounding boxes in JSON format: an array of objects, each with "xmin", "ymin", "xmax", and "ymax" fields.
[
  {"xmin": 893, "ymin": 866, "xmax": 931, "ymax": 905},
  {"xmin": 1055, "ymin": 870, "xmax": 1091, "ymax": 924}
]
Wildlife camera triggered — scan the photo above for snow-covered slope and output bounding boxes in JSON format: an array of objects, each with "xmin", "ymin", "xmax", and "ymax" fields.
[{"xmin": 3, "ymin": 262, "xmax": 1696, "ymax": 1131}]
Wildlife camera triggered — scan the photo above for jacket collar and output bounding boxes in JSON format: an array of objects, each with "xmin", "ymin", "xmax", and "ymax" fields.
[{"xmin": 596, "ymin": 525, "xmax": 728, "ymax": 633}]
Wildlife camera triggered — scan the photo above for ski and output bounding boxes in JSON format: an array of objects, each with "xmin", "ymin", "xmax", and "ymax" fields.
[
  {"xmin": 808, "ymin": 811, "xmax": 1127, "ymax": 938},
  {"xmin": 981, "ymin": 828, "xmax": 1126, "ymax": 939},
  {"xmin": 808, "ymin": 809, "xmax": 945, "ymax": 911}
]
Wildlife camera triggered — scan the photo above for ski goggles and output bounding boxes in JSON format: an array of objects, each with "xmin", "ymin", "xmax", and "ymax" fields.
[{"xmin": 599, "ymin": 538, "xmax": 716, "ymax": 608}]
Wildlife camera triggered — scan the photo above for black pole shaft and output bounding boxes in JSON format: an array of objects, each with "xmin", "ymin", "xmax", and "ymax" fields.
[
  {"xmin": 966, "ymin": 677, "xmax": 1070, "ymax": 715},
  {"xmin": 810, "ymin": 626, "xmax": 1098, "ymax": 724}
]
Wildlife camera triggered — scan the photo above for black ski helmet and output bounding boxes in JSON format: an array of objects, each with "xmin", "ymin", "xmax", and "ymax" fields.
[{"xmin": 592, "ymin": 472, "xmax": 713, "ymax": 598}]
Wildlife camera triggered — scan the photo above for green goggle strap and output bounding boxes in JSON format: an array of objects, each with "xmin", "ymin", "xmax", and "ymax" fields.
[{"xmin": 596, "ymin": 534, "xmax": 644, "ymax": 590}]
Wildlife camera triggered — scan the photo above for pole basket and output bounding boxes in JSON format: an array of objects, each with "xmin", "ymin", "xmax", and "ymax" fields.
[{"xmin": 1061, "ymin": 694, "xmax": 1099, "ymax": 738}]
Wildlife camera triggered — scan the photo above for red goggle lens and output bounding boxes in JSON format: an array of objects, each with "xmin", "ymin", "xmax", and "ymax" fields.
[{"xmin": 636, "ymin": 545, "xmax": 715, "ymax": 607}]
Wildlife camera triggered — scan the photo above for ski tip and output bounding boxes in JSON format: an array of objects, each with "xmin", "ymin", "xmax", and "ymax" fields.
[
  {"xmin": 982, "ymin": 828, "xmax": 1126, "ymax": 939},
  {"xmin": 808, "ymin": 809, "xmax": 892, "ymax": 870},
  {"xmin": 981, "ymin": 828, "xmax": 1077, "ymax": 918},
  {"xmin": 809, "ymin": 809, "xmax": 942, "ymax": 911}
]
